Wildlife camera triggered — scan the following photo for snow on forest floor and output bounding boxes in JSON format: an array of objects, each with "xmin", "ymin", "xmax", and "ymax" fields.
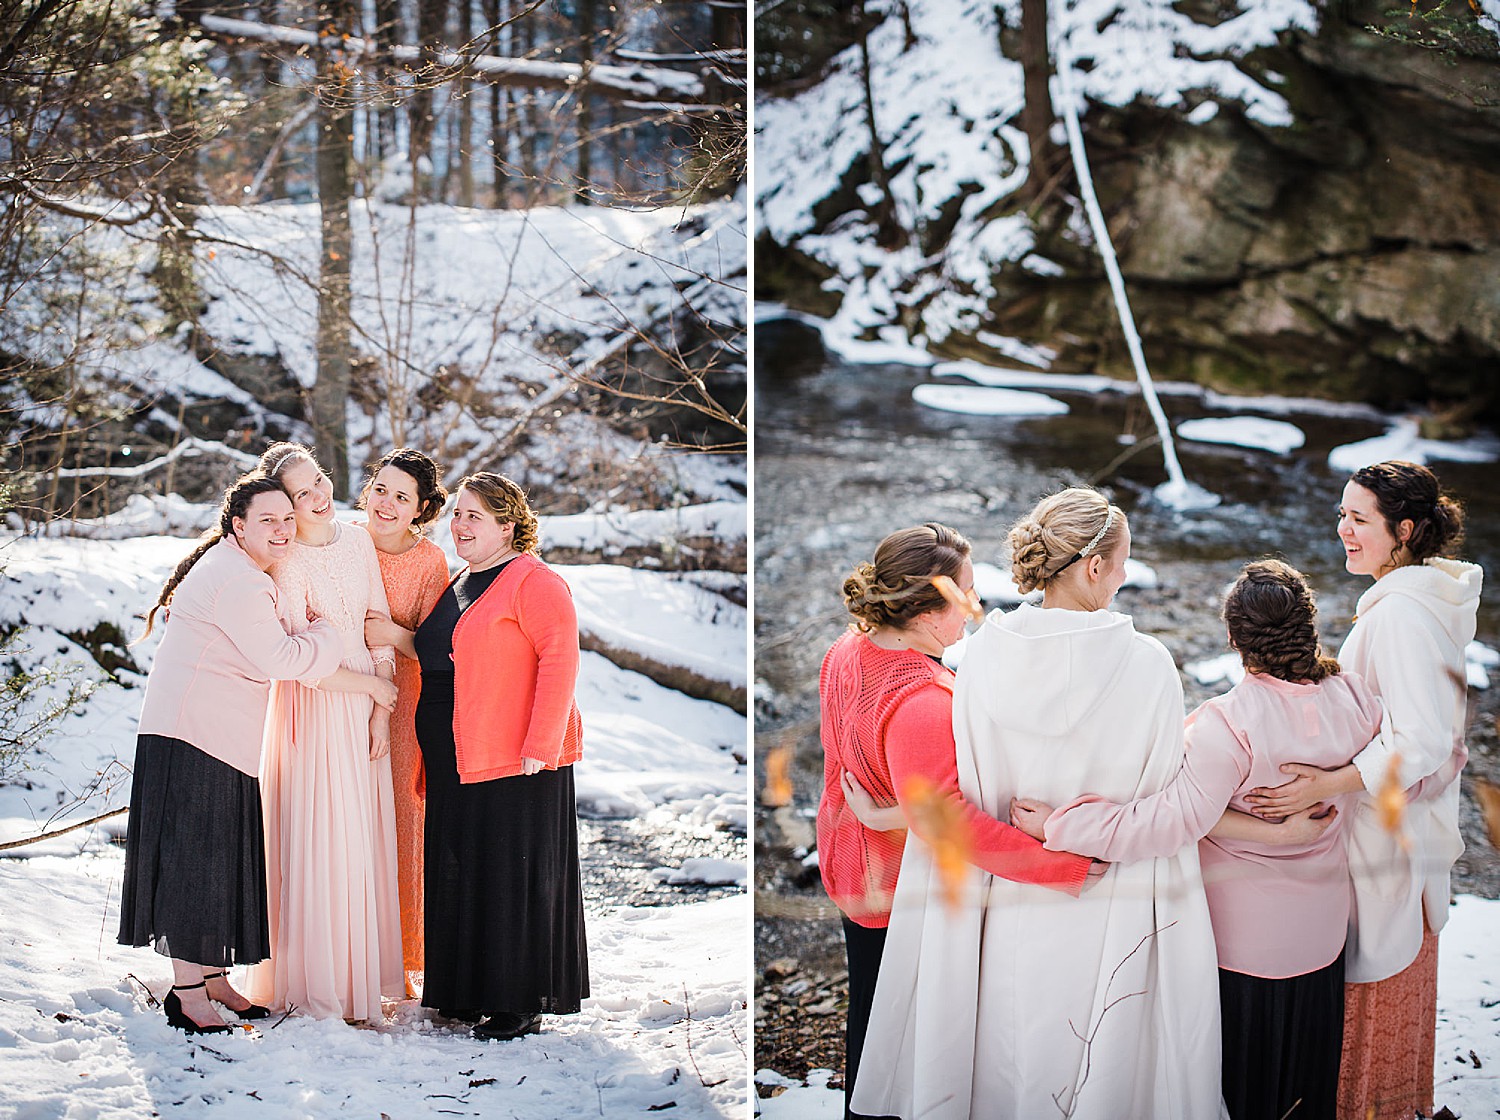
[
  {"xmin": 0, "ymin": 525, "xmax": 750, "ymax": 1117},
  {"xmin": 755, "ymin": 892, "xmax": 1500, "ymax": 1118}
]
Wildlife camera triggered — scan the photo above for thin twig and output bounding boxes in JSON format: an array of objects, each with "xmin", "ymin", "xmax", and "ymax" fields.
[{"xmin": 0, "ymin": 807, "xmax": 126, "ymax": 853}]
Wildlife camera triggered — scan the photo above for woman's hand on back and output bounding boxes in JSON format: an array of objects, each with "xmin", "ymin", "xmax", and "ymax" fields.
[
  {"xmin": 841, "ymin": 770, "xmax": 906, "ymax": 832},
  {"xmin": 1009, "ymin": 797, "xmax": 1054, "ymax": 842},
  {"xmin": 1243, "ymin": 763, "xmax": 1362, "ymax": 819}
]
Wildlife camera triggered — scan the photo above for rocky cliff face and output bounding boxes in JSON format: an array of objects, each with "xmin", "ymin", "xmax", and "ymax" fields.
[{"xmin": 760, "ymin": 0, "xmax": 1500, "ymax": 424}]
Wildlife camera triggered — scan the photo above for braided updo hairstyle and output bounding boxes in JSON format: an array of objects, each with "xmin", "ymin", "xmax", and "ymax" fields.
[
  {"xmin": 357, "ymin": 447, "xmax": 449, "ymax": 530},
  {"xmin": 842, "ymin": 523, "xmax": 971, "ymax": 633},
  {"xmin": 1349, "ymin": 460, "xmax": 1465, "ymax": 566},
  {"xmin": 457, "ymin": 472, "xmax": 540, "ymax": 554},
  {"xmin": 1222, "ymin": 559, "xmax": 1340, "ymax": 683},
  {"xmin": 138, "ymin": 473, "xmax": 288, "ymax": 641},
  {"xmin": 1007, "ymin": 488, "xmax": 1126, "ymax": 594}
]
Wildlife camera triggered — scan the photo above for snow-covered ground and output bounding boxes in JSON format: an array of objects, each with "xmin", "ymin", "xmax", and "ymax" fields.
[{"xmin": 0, "ymin": 521, "xmax": 750, "ymax": 1117}]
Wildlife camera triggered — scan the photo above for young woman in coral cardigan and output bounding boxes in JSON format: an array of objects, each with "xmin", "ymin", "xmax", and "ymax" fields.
[
  {"xmin": 409, "ymin": 472, "xmax": 588, "ymax": 1041},
  {"xmin": 817, "ymin": 522, "xmax": 1090, "ymax": 1116}
]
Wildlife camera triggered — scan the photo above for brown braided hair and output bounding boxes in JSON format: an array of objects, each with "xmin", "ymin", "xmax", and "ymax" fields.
[
  {"xmin": 138, "ymin": 473, "xmax": 288, "ymax": 641},
  {"xmin": 357, "ymin": 447, "xmax": 449, "ymax": 530},
  {"xmin": 1222, "ymin": 559, "xmax": 1340, "ymax": 683},
  {"xmin": 457, "ymin": 472, "xmax": 540, "ymax": 554},
  {"xmin": 842, "ymin": 523, "xmax": 972, "ymax": 632},
  {"xmin": 1349, "ymin": 460, "xmax": 1465, "ymax": 566}
]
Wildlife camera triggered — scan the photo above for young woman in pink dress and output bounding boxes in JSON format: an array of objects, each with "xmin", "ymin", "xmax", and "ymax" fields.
[
  {"xmin": 245, "ymin": 442, "xmax": 405, "ymax": 1021},
  {"xmin": 356, "ymin": 448, "xmax": 451, "ymax": 996}
]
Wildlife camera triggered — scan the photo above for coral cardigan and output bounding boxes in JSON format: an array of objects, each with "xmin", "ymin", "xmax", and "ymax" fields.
[
  {"xmin": 817, "ymin": 631, "xmax": 1089, "ymax": 928},
  {"xmin": 451, "ymin": 552, "xmax": 584, "ymax": 783}
]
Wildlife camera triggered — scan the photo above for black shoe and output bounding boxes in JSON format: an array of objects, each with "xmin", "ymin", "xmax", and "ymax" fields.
[
  {"xmin": 203, "ymin": 970, "xmax": 270, "ymax": 1020},
  {"xmin": 163, "ymin": 982, "xmax": 231, "ymax": 1035},
  {"xmin": 437, "ymin": 1007, "xmax": 482, "ymax": 1023},
  {"xmin": 473, "ymin": 1011, "xmax": 541, "ymax": 1041}
]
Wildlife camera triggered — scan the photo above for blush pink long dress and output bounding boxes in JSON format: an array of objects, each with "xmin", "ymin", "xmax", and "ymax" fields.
[
  {"xmin": 372, "ymin": 536, "xmax": 451, "ymax": 986},
  {"xmin": 247, "ymin": 521, "xmax": 404, "ymax": 1021}
]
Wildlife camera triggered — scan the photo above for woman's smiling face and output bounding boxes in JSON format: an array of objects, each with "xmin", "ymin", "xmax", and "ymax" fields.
[
  {"xmin": 279, "ymin": 457, "xmax": 336, "ymax": 531},
  {"xmin": 366, "ymin": 464, "xmax": 421, "ymax": 537},
  {"xmin": 451, "ymin": 487, "xmax": 514, "ymax": 568},
  {"xmin": 1338, "ymin": 480, "xmax": 1407, "ymax": 579},
  {"xmin": 233, "ymin": 490, "xmax": 297, "ymax": 570}
]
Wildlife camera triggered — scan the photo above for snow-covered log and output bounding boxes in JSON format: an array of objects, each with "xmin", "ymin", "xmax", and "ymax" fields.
[{"xmin": 194, "ymin": 15, "xmax": 707, "ymax": 102}]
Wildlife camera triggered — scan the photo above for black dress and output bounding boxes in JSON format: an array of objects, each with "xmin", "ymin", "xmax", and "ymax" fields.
[
  {"xmin": 117, "ymin": 734, "xmax": 271, "ymax": 967},
  {"xmin": 414, "ymin": 561, "xmax": 589, "ymax": 1015}
]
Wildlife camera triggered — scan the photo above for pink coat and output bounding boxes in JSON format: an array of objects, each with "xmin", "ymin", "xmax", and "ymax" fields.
[
  {"xmin": 1044, "ymin": 670, "xmax": 1384, "ymax": 977},
  {"xmin": 136, "ymin": 537, "xmax": 343, "ymax": 775}
]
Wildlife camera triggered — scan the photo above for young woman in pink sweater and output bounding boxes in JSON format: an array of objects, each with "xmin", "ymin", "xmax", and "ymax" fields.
[{"xmin": 118, "ymin": 473, "xmax": 344, "ymax": 1034}]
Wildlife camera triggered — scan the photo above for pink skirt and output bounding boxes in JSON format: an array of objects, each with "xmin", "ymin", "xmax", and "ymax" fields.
[{"xmin": 1336, "ymin": 926, "xmax": 1438, "ymax": 1120}]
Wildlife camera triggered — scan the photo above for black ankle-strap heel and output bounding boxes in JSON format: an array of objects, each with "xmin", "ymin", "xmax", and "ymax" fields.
[
  {"xmin": 163, "ymin": 981, "xmax": 231, "ymax": 1035},
  {"xmin": 202, "ymin": 970, "xmax": 270, "ymax": 1021}
]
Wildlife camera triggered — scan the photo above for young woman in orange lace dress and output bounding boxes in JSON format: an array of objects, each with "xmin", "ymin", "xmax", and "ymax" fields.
[{"xmin": 359, "ymin": 448, "xmax": 452, "ymax": 995}]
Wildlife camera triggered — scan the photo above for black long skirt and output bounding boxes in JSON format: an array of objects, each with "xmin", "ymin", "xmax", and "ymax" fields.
[
  {"xmin": 417, "ymin": 676, "xmax": 589, "ymax": 1015},
  {"xmin": 1220, "ymin": 950, "xmax": 1345, "ymax": 1120},
  {"xmin": 842, "ymin": 916, "xmax": 897, "ymax": 1120},
  {"xmin": 116, "ymin": 734, "xmax": 270, "ymax": 967}
]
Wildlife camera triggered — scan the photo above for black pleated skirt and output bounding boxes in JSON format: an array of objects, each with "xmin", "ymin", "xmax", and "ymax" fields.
[
  {"xmin": 417, "ymin": 674, "xmax": 589, "ymax": 1015},
  {"xmin": 1219, "ymin": 950, "xmax": 1346, "ymax": 1120},
  {"xmin": 116, "ymin": 734, "xmax": 270, "ymax": 967}
]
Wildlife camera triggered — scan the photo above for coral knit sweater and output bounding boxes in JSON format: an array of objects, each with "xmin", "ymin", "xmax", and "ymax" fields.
[
  {"xmin": 817, "ymin": 631, "xmax": 1090, "ymax": 928},
  {"xmin": 452, "ymin": 553, "xmax": 584, "ymax": 782}
]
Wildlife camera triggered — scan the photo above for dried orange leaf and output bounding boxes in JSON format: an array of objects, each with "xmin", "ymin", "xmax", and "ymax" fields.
[
  {"xmin": 1375, "ymin": 753, "xmax": 1411, "ymax": 852},
  {"xmin": 763, "ymin": 744, "xmax": 793, "ymax": 807},
  {"xmin": 1474, "ymin": 778, "xmax": 1500, "ymax": 850},
  {"xmin": 930, "ymin": 575, "xmax": 984, "ymax": 622},
  {"xmin": 899, "ymin": 773, "xmax": 973, "ymax": 910}
]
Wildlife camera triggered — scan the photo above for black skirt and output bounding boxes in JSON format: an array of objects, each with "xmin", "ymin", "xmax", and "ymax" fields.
[
  {"xmin": 1219, "ymin": 950, "xmax": 1345, "ymax": 1120},
  {"xmin": 116, "ymin": 734, "xmax": 270, "ymax": 967},
  {"xmin": 417, "ymin": 674, "xmax": 589, "ymax": 1015}
]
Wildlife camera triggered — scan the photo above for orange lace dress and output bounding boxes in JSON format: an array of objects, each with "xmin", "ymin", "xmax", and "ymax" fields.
[{"xmin": 374, "ymin": 536, "xmax": 452, "ymax": 986}]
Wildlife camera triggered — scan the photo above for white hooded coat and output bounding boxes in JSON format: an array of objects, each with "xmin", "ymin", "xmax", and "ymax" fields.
[
  {"xmin": 852, "ymin": 603, "xmax": 1225, "ymax": 1120},
  {"xmin": 1341, "ymin": 557, "xmax": 1482, "ymax": 983}
]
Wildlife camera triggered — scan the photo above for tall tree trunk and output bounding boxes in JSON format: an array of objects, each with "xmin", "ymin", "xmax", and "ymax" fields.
[
  {"xmin": 313, "ymin": 4, "xmax": 356, "ymax": 497},
  {"xmin": 1018, "ymin": 0, "xmax": 1060, "ymax": 204},
  {"xmin": 374, "ymin": 0, "xmax": 401, "ymax": 162},
  {"xmin": 853, "ymin": 1, "xmax": 902, "ymax": 247},
  {"xmin": 410, "ymin": 0, "xmax": 447, "ymax": 201},
  {"xmin": 575, "ymin": 0, "xmax": 596, "ymax": 204},
  {"xmin": 517, "ymin": 12, "xmax": 537, "ymax": 193},
  {"xmin": 455, "ymin": 0, "xmax": 474, "ymax": 206},
  {"xmin": 485, "ymin": 0, "xmax": 509, "ymax": 206}
]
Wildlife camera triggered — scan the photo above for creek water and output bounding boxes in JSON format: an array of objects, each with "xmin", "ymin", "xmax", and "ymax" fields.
[{"xmin": 753, "ymin": 316, "xmax": 1500, "ymax": 904}]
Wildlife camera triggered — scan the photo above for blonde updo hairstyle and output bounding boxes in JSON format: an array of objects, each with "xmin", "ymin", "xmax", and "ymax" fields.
[
  {"xmin": 457, "ymin": 471, "xmax": 540, "ymax": 555},
  {"xmin": 842, "ymin": 523, "xmax": 972, "ymax": 633},
  {"xmin": 1008, "ymin": 488, "xmax": 1127, "ymax": 594}
]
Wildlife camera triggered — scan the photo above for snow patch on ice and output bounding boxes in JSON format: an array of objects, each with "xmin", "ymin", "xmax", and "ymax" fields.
[{"xmin": 1177, "ymin": 416, "xmax": 1306, "ymax": 455}]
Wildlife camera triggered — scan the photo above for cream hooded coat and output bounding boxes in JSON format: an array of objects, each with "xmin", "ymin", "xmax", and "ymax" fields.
[
  {"xmin": 852, "ymin": 604, "xmax": 1224, "ymax": 1120},
  {"xmin": 1341, "ymin": 557, "xmax": 1482, "ymax": 983}
]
